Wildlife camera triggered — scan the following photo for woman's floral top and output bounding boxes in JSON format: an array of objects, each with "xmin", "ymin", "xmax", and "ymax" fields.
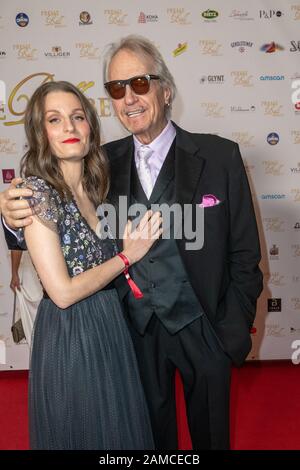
[{"xmin": 23, "ymin": 176, "xmax": 118, "ymax": 277}]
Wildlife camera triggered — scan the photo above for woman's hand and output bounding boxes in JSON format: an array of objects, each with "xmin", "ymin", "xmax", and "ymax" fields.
[
  {"xmin": 0, "ymin": 178, "xmax": 33, "ymax": 229},
  {"xmin": 10, "ymin": 273, "xmax": 21, "ymax": 292},
  {"xmin": 122, "ymin": 210, "xmax": 162, "ymax": 265}
]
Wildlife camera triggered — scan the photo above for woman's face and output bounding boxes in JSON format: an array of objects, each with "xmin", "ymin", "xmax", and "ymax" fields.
[{"xmin": 44, "ymin": 91, "xmax": 90, "ymax": 161}]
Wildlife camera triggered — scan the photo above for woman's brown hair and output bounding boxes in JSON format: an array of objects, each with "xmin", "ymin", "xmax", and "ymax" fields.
[{"xmin": 20, "ymin": 80, "xmax": 109, "ymax": 206}]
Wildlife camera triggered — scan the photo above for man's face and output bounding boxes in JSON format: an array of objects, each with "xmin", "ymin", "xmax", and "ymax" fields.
[{"xmin": 107, "ymin": 49, "xmax": 171, "ymax": 144}]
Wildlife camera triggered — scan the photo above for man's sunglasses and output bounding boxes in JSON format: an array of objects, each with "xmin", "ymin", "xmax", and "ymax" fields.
[{"xmin": 104, "ymin": 74, "xmax": 160, "ymax": 100}]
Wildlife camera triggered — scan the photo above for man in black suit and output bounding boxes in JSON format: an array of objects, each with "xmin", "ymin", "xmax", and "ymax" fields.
[{"xmin": 0, "ymin": 35, "xmax": 263, "ymax": 449}]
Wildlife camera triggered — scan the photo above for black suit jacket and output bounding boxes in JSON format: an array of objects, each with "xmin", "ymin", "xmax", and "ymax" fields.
[{"xmin": 104, "ymin": 123, "xmax": 263, "ymax": 365}]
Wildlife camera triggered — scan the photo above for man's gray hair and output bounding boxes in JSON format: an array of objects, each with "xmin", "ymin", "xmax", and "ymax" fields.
[{"xmin": 103, "ymin": 35, "xmax": 177, "ymax": 117}]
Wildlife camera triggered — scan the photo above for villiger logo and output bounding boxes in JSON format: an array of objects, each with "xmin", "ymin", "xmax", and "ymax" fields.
[
  {"xmin": 231, "ymin": 132, "xmax": 255, "ymax": 147},
  {"xmin": 44, "ymin": 46, "xmax": 71, "ymax": 58},
  {"xmin": 261, "ymin": 101, "xmax": 283, "ymax": 116},
  {"xmin": 202, "ymin": 9, "xmax": 218, "ymax": 20},
  {"xmin": 262, "ymin": 161, "xmax": 284, "ymax": 176},
  {"xmin": 41, "ymin": 10, "xmax": 66, "ymax": 27},
  {"xmin": 104, "ymin": 9, "xmax": 128, "ymax": 25},
  {"xmin": 201, "ymin": 102, "xmax": 224, "ymax": 118},
  {"xmin": 76, "ymin": 43, "xmax": 100, "ymax": 60},
  {"xmin": 231, "ymin": 71, "xmax": 254, "ymax": 87},
  {"xmin": 167, "ymin": 8, "xmax": 191, "ymax": 25},
  {"xmin": 290, "ymin": 163, "xmax": 300, "ymax": 173},
  {"xmin": 263, "ymin": 217, "xmax": 285, "ymax": 232},
  {"xmin": 199, "ymin": 40, "xmax": 222, "ymax": 56},
  {"xmin": 13, "ymin": 44, "xmax": 38, "ymax": 61}
]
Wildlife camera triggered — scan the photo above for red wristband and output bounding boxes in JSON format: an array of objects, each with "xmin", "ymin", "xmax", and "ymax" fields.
[{"xmin": 117, "ymin": 253, "xmax": 143, "ymax": 299}]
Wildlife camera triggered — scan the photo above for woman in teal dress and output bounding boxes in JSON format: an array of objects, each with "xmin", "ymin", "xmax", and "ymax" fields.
[{"xmin": 20, "ymin": 81, "xmax": 161, "ymax": 449}]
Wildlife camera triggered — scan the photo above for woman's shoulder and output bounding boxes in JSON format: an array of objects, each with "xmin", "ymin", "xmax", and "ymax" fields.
[{"xmin": 22, "ymin": 176, "xmax": 54, "ymax": 193}]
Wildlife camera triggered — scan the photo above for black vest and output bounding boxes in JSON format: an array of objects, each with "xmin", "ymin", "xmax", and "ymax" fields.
[{"xmin": 126, "ymin": 140, "xmax": 204, "ymax": 335}]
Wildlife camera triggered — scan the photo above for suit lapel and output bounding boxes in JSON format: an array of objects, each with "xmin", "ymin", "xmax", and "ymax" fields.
[{"xmin": 174, "ymin": 123, "xmax": 206, "ymax": 205}]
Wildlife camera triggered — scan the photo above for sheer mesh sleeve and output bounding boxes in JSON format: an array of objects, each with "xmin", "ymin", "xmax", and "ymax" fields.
[{"xmin": 21, "ymin": 177, "xmax": 60, "ymax": 233}]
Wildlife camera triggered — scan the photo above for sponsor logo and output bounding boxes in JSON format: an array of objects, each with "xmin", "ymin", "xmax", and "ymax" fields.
[
  {"xmin": 265, "ymin": 324, "xmax": 285, "ymax": 337},
  {"xmin": 0, "ymin": 138, "xmax": 17, "ymax": 154},
  {"xmin": 269, "ymin": 244, "xmax": 279, "ymax": 260},
  {"xmin": 199, "ymin": 39, "xmax": 222, "ymax": 56},
  {"xmin": 167, "ymin": 8, "xmax": 191, "ymax": 24},
  {"xmin": 199, "ymin": 75, "xmax": 225, "ymax": 84},
  {"xmin": 200, "ymin": 102, "xmax": 224, "ymax": 118},
  {"xmin": 291, "ymin": 163, "xmax": 300, "ymax": 173},
  {"xmin": 231, "ymin": 71, "xmax": 254, "ymax": 87},
  {"xmin": 230, "ymin": 105, "xmax": 256, "ymax": 113},
  {"xmin": 292, "ymin": 244, "xmax": 300, "ymax": 257},
  {"xmin": 263, "ymin": 160, "xmax": 284, "ymax": 175},
  {"xmin": 291, "ymin": 189, "xmax": 300, "ymax": 202},
  {"xmin": 292, "ymin": 130, "xmax": 300, "ymax": 143},
  {"xmin": 263, "ymin": 217, "xmax": 285, "ymax": 232},
  {"xmin": 291, "ymin": 5, "xmax": 300, "ymax": 20},
  {"xmin": 267, "ymin": 272, "xmax": 285, "ymax": 286},
  {"xmin": 261, "ymin": 194, "xmax": 286, "ymax": 200},
  {"xmin": 201, "ymin": 9, "xmax": 219, "ymax": 20},
  {"xmin": 229, "ymin": 10, "xmax": 254, "ymax": 20},
  {"xmin": 172, "ymin": 42, "xmax": 188, "ymax": 57},
  {"xmin": 261, "ymin": 101, "xmax": 283, "ymax": 117},
  {"xmin": 267, "ymin": 132, "xmax": 280, "ymax": 145},
  {"xmin": 290, "ymin": 41, "xmax": 300, "ymax": 52},
  {"xmin": 13, "ymin": 44, "xmax": 38, "ymax": 61},
  {"xmin": 79, "ymin": 11, "xmax": 93, "ymax": 26},
  {"xmin": 231, "ymin": 132, "xmax": 255, "ymax": 147},
  {"xmin": 0, "ymin": 51, "xmax": 6, "ymax": 59},
  {"xmin": 290, "ymin": 326, "xmax": 300, "ymax": 334},
  {"xmin": 2, "ymin": 169, "xmax": 15, "ymax": 183},
  {"xmin": 231, "ymin": 41, "xmax": 253, "ymax": 52},
  {"xmin": 260, "ymin": 75, "xmax": 285, "ymax": 81},
  {"xmin": 41, "ymin": 10, "xmax": 66, "ymax": 27},
  {"xmin": 16, "ymin": 13, "xmax": 29, "ymax": 27},
  {"xmin": 260, "ymin": 42, "xmax": 284, "ymax": 52},
  {"xmin": 138, "ymin": 12, "xmax": 159, "ymax": 23},
  {"xmin": 291, "ymin": 297, "xmax": 300, "ymax": 309},
  {"xmin": 259, "ymin": 10, "xmax": 283, "ymax": 19},
  {"xmin": 44, "ymin": 46, "xmax": 71, "ymax": 58},
  {"xmin": 75, "ymin": 43, "xmax": 100, "ymax": 60},
  {"xmin": 104, "ymin": 10, "xmax": 128, "ymax": 25},
  {"xmin": 294, "ymin": 222, "xmax": 300, "ymax": 230}
]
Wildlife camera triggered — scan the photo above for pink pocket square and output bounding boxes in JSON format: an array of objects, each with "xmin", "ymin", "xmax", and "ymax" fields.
[{"xmin": 199, "ymin": 194, "xmax": 220, "ymax": 208}]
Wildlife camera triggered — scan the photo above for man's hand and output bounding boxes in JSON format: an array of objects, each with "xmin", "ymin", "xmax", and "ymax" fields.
[{"xmin": 0, "ymin": 178, "xmax": 33, "ymax": 229}]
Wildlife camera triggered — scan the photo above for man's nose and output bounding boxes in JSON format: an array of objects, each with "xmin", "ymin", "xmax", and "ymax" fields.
[{"xmin": 124, "ymin": 84, "xmax": 138, "ymax": 105}]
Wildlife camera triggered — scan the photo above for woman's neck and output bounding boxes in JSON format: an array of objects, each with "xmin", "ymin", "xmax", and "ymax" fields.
[{"xmin": 60, "ymin": 160, "xmax": 84, "ymax": 197}]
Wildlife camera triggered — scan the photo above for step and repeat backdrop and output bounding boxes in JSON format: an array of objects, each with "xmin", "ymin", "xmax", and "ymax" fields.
[{"xmin": 0, "ymin": 1, "xmax": 300, "ymax": 369}]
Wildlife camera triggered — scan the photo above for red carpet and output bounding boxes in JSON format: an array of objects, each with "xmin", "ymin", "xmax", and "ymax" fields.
[{"xmin": 1, "ymin": 361, "xmax": 299, "ymax": 450}]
